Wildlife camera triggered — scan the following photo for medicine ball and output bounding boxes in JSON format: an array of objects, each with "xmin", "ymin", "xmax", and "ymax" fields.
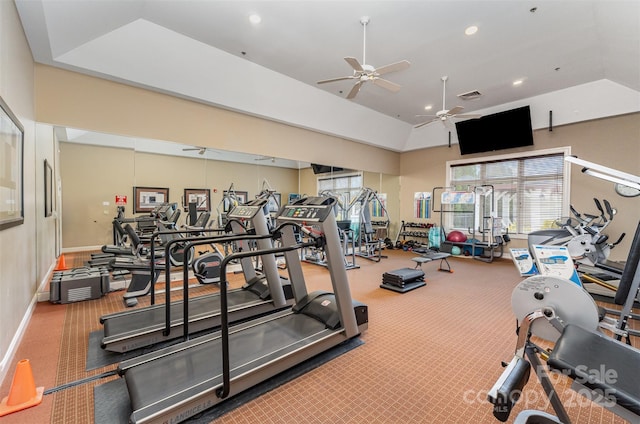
[
  {"xmin": 451, "ymin": 246, "xmax": 462, "ymax": 255},
  {"xmin": 446, "ymin": 230, "xmax": 467, "ymax": 243}
]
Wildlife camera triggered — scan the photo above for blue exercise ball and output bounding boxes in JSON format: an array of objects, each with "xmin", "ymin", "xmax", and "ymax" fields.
[{"xmin": 451, "ymin": 246, "xmax": 462, "ymax": 255}]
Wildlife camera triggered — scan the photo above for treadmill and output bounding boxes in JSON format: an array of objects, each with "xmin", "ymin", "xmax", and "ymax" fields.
[
  {"xmin": 116, "ymin": 196, "xmax": 368, "ymax": 424},
  {"xmin": 99, "ymin": 199, "xmax": 293, "ymax": 353}
]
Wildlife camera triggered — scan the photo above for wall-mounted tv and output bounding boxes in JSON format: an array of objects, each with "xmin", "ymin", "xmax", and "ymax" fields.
[
  {"xmin": 311, "ymin": 163, "xmax": 344, "ymax": 174},
  {"xmin": 455, "ymin": 105, "xmax": 534, "ymax": 155}
]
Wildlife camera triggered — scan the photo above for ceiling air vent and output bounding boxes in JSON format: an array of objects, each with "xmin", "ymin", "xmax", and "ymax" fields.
[{"xmin": 458, "ymin": 90, "xmax": 482, "ymax": 100}]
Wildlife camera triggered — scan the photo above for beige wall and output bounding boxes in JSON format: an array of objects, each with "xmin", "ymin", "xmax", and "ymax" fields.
[
  {"xmin": 0, "ymin": 1, "xmax": 58, "ymax": 384},
  {"xmin": 399, "ymin": 113, "xmax": 640, "ymax": 261},
  {"xmin": 60, "ymin": 143, "xmax": 300, "ymax": 248},
  {"xmin": 35, "ymin": 65, "xmax": 401, "ymax": 176}
]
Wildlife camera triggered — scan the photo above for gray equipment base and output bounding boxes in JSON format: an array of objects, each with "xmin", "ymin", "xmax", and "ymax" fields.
[{"xmin": 50, "ymin": 267, "xmax": 110, "ymax": 304}]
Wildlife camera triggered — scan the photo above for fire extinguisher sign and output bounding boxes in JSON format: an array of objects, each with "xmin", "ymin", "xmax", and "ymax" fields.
[{"xmin": 115, "ymin": 195, "xmax": 127, "ymax": 206}]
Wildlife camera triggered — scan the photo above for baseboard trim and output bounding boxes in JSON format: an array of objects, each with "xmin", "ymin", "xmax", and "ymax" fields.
[
  {"xmin": 62, "ymin": 245, "xmax": 102, "ymax": 253},
  {"xmin": 0, "ymin": 293, "xmax": 38, "ymax": 387}
]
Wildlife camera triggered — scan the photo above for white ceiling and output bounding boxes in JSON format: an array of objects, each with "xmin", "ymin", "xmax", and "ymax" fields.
[{"xmin": 15, "ymin": 0, "xmax": 640, "ymax": 152}]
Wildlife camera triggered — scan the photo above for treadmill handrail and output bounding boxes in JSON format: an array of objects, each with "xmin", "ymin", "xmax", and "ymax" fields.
[
  {"xmin": 159, "ymin": 231, "xmax": 277, "ymax": 338},
  {"xmin": 174, "ymin": 222, "xmax": 317, "ymax": 340},
  {"xmin": 148, "ymin": 228, "xmax": 228, "ymax": 304},
  {"xmin": 209, "ymin": 235, "xmax": 319, "ymax": 399}
]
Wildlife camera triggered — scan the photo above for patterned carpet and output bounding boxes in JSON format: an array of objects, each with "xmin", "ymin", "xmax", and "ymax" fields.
[{"xmin": 1, "ymin": 248, "xmax": 637, "ymax": 423}]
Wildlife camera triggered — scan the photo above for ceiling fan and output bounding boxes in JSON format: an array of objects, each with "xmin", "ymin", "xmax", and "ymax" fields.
[
  {"xmin": 414, "ymin": 76, "xmax": 482, "ymax": 128},
  {"xmin": 182, "ymin": 146, "xmax": 207, "ymax": 155},
  {"xmin": 317, "ymin": 16, "xmax": 410, "ymax": 99}
]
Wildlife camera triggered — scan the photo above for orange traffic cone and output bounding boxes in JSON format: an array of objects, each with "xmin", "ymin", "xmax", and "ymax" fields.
[
  {"xmin": 54, "ymin": 254, "xmax": 68, "ymax": 271},
  {"xmin": 0, "ymin": 359, "xmax": 44, "ymax": 417}
]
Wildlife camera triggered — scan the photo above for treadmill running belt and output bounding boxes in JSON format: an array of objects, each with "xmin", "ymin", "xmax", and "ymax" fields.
[
  {"xmin": 125, "ymin": 313, "xmax": 329, "ymax": 411},
  {"xmin": 103, "ymin": 290, "xmax": 260, "ymax": 336}
]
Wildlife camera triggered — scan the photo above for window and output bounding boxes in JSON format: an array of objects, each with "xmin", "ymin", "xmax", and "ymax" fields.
[
  {"xmin": 317, "ymin": 172, "xmax": 362, "ymax": 221},
  {"xmin": 447, "ymin": 148, "xmax": 571, "ymax": 235}
]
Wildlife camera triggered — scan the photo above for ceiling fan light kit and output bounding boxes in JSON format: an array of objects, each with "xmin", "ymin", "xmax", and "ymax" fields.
[
  {"xmin": 414, "ymin": 76, "xmax": 482, "ymax": 129},
  {"xmin": 317, "ymin": 17, "xmax": 410, "ymax": 99}
]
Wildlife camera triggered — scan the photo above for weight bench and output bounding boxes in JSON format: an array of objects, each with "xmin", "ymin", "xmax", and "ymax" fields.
[
  {"xmin": 412, "ymin": 251, "xmax": 452, "ymax": 273},
  {"xmin": 488, "ymin": 275, "xmax": 640, "ymax": 424},
  {"xmin": 548, "ymin": 324, "xmax": 640, "ymax": 422}
]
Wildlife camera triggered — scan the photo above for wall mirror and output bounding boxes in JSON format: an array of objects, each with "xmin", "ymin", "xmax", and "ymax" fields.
[{"xmin": 53, "ymin": 126, "xmax": 399, "ymax": 248}]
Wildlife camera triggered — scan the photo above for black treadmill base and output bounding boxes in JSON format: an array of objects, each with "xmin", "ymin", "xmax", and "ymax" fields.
[{"xmin": 379, "ymin": 281, "xmax": 426, "ymax": 293}]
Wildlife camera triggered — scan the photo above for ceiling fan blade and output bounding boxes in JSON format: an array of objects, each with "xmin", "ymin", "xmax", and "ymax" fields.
[
  {"xmin": 454, "ymin": 113, "xmax": 482, "ymax": 119},
  {"xmin": 375, "ymin": 60, "xmax": 411, "ymax": 76},
  {"xmin": 414, "ymin": 118, "xmax": 439, "ymax": 129},
  {"xmin": 344, "ymin": 57, "xmax": 364, "ymax": 72},
  {"xmin": 317, "ymin": 76, "xmax": 356, "ymax": 84},
  {"xmin": 447, "ymin": 106, "xmax": 465, "ymax": 116},
  {"xmin": 346, "ymin": 81, "xmax": 363, "ymax": 99},
  {"xmin": 372, "ymin": 78, "xmax": 401, "ymax": 92},
  {"xmin": 415, "ymin": 114, "xmax": 438, "ymax": 118}
]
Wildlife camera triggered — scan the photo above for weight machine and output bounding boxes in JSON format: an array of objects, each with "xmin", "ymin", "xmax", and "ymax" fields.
[
  {"xmin": 433, "ymin": 185, "xmax": 507, "ymax": 263},
  {"xmin": 303, "ymin": 190, "xmax": 359, "ymax": 270},
  {"xmin": 346, "ymin": 187, "xmax": 389, "ymax": 262},
  {"xmin": 215, "ymin": 183, "xmax": 241, "ymax": 229}
]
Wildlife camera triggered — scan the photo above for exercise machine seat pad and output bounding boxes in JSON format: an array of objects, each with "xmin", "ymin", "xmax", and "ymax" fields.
[{"xmin": 548, "ymin": 324, "xmax": 640, "ymax": 416}]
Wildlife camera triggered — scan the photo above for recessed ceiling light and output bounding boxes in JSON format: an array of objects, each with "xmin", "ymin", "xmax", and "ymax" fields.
[
  {"xmin": 424, "ymin": 105, "xmax": 433, "ymax": 111},
  {"xmin": 465, "ymin": 25, "xmax": 478, "ymax": 36},
  {"xmin": 513, "ymin": 79, "xmax": 524, "ymax": 86},
  {"xmin": 249, "ymin": 14, "xmax": 261, "ymax": 24}
]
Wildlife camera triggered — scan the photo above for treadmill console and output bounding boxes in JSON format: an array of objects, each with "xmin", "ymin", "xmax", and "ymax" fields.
[
  {"xmin": 278, "ymin": 205, "xmax": 333, "ymax": 222},
  {"xmin": 279, "ymin": 198, "xmax": 336, "ymax": 223},
  {"xmin": 227, "ymin": 198, "xmax": 267, "ymax": 219}
]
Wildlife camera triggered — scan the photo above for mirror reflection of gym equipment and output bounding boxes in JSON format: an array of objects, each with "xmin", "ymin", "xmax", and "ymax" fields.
[
  {"xmin": 347, "ymin": 188, "xmax": 390, "ymax": 263},
  {"xmin": 115, "ymin": 196, "xmax": 367, "ymax": 423},
  {"xmin": 301, "ymin": 190, "xmax": 360, "ymax": 270}
]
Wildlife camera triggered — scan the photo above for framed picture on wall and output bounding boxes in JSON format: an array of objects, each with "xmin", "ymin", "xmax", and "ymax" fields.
[
  {"xmin": 288, "ymin": 193, "xmax": 301, "ymax": 204},
  {"xmin": 0, "ymin": 96, "xmax": 25, "ymax": 230},
  {"xmin": 134, "ymin": 186, "xmax": 169, "ymax": 213},
  {"xmin": 44, "ymin": 159, "xmax": 53, "ymax": 217},
  {"xmin": 222, "ymin": 190, "xmax": 248, "ymax": 212},
  {"xmin": 184, "ymin": 188, "xmax": 211, "ymax": 212},
  {"xmin": 235, "ymin": 191, "xmax": 248, "ymax": 204},
  {"xmin": 267, "ymin": 193, "xmax": 281, "ymax": 213}
]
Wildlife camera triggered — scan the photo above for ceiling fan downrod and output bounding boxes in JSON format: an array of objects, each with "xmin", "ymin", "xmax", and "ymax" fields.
[
  {"xmin": 360, "ymin": 16, "xmax": 370, "ymax": 66},
  {"xmin": 441, "ymin": 75, "xmax": 448, "ymax": 113}
]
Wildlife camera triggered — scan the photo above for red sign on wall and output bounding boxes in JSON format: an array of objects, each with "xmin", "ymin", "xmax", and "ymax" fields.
[{"xmin": 115, "ymin": 195, "xmax": 127, "ymax": 206}]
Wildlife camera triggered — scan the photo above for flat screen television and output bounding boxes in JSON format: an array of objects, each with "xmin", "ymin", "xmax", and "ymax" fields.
[
  {"xmin": 455, "ymin": 105, "xmax": 534, "ymax": 155},
  {"xmin": 311, "ymin": 163, "xmax": 344, "ymax": 174}
]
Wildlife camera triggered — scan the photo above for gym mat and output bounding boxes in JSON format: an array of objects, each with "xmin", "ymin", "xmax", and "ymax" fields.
[{"xmin": 93, "ymin": 337, "xmax": 364, "ymax": 423}]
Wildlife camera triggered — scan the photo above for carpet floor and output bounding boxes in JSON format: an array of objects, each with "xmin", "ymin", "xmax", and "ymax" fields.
[{"xmin": 0, "ymin": 247, "xmax": 637, "ymax": 423}]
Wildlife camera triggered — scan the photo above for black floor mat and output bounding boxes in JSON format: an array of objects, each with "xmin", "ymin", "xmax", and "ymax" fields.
[{"xmin": 93, "ymin": 337, "xmax": 363, "ymax": 423}]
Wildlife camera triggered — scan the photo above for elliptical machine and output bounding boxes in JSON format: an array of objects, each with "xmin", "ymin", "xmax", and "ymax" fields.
[{"xmin": 528, "ymin": 197, "xmax": 625, "ymax": 266}]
